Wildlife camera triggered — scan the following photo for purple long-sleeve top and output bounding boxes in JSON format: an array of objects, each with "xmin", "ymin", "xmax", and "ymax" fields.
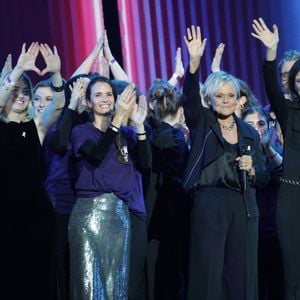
[{"xmin": 71, "ymin": 122, "xmax": 150, "ymax": 220}]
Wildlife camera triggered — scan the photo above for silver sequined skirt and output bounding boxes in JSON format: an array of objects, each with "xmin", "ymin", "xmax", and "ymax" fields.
[{"xmin": 69, "ymin": 193, "xmax": 131, "ymax": 300}]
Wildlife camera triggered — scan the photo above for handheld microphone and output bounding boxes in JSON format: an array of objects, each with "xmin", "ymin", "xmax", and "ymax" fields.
[{"xmin": 239, "ymin": 144, "xmax": 251, "ymax": 192}]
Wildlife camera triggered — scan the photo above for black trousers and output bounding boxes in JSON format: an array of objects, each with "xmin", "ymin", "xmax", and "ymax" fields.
[
  {"xmin": 52, "ymin": 212, "xmax": 70, "ymax": 300},
  {"xmin": 187, "ymin": 187, "xmax": 258, "ymax": 300},
  {"xmin": 258, "ymin": 231, "xmax": 284, "ymax": 300},
  {"xmin": 277, "ymin": 184, "xmax": 300, "ymax": 300},
  {"xmin": 129, "ymin": 214, "xmax": 148, "ymax": 300}
]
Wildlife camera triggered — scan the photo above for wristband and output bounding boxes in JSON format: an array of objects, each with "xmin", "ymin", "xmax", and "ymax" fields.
[
  {"xmin": 109, "ymin": 58, "xmax": 116, "ymax": 65},
  {"xmin": 110, "ymin": 124, "xmax": 119, "ymax": 132},
  {"xmin": 51, "ymin": 82, "xmax": 65, "ymax": 92},
  {"xmin": 136, "ymin": 132, "xmax": 146, "ymax": 136}
]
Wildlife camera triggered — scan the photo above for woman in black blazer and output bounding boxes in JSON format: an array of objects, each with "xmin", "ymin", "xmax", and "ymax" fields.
[{"xmin": 183, "ymin": 26, "xmax": 269, "ymax": 300}]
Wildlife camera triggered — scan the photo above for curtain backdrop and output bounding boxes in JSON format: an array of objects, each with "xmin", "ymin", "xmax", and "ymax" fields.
[{"xmin": 0, "ymin": 0, "xmax": 300, "ymax": 104}]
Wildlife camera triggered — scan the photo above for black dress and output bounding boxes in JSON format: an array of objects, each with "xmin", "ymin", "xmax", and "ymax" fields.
[
  {"xmin": 145, "ymin": 122, "xmax": 190, "ymax": 300},
  {"xmin": 0, "ymin": 119, "xmax": 54, "ymax": 300}
]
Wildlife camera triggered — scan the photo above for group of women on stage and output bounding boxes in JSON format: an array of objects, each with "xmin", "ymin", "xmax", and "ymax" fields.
[{"xmin": 1, "ymin": 17, "xmax": 300, "ymax": 300}]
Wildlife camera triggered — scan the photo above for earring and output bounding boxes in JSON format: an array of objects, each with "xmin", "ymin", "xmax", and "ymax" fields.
[{"xmin": 179, "ymin": 114, "xmax": 184, "ymax": 124}]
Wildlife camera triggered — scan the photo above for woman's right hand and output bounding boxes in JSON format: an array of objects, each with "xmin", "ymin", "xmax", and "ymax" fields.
[
  {"xmin": 113, "ymin": 83, "xmax": 136, "ymax": 127},
  {"xmin": 16, "ymin": 42, "xmax": 40, "ymax": 74},
  {"xmin": 251, "ymin": 18, "xmax": 279, "ymax": 50}
]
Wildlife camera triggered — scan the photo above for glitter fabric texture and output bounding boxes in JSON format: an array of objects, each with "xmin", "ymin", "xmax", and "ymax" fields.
[{"xmin": 69, "ymin": 194, "xmax": 131, "ymax": 300}]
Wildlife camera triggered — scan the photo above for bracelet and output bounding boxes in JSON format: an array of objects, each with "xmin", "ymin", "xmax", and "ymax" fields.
[
  {"xmin": 109, "ymin": 58, "xmax": 116, "ymax": 65},
  {"xmin": 110, "ymin": 124, "xmax": 119, "ymax": 132},
  {"xmin": 6, "ymin": 75, "xmax": 15, "ymax": 86},
  {"xmin": 268, "ymin": 152, "xmax": 277, "ymax": 160},
  {"xmin": 51, "ymin": 82, "xmax": 65, "ymax": 92},
  {"xmin": 136, "ymin": 132, "xmax": 146, "ymax": 136}
]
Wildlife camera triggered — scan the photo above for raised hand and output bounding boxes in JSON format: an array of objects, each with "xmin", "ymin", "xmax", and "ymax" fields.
[
  {"xmin": 211, "ymin": 43, "xmax": 225, "ymax": 73},
  {"xmin": 68, "ymin": 78, "xmax": 86, "ymax": 111},
  {"xmin": 174, "ymin": 47, "xmax": 184, "ymax": 78},
  {"xmin": 16, "ymin": 42, "xmax": 41, "ymax": 74},
  {"xmin": 1, "ymin": 54, "xmax": 12, "ymax": 76},
  {"xmin": 39, "ymin": 43, "xmax": 61, "ymax": 76},
  {"xmin": 251, "ymin": 18, "xmax": 279, "ymax": 50},
  {"xmin": 184, "ymin": 25, "xmax": 207, "ymax": 59},
  {"xmin": 103, "ymin": 30, "xmax": 114, "ymax": 61},
  {"xmin": 114, "ymin": 83, "xmax": 136, "ymax": 124},
  {"xmin": 130, "ymin": 95, "xmax": 147, "ymax": 127},
  {"xmin": 90, "ymin": 34, "xmax": 104, "ymax": 60}
]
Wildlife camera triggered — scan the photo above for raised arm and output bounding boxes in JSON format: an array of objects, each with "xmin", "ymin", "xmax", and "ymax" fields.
[
  {"xmin": 36, "ymin": 43, "xmax": 65, "ymax": 142},
  {"xmin": 103, "ymin": 31, "xmax": 131, "ymax": 82},
  {"xmin": 130, "ymin": 95, "xmax": 152, "ymax": 169},
  {"xmin": 251, "ymin": 18, "xmax": 288, "ymax": 131},
  {"xmin": 0, "ymin": 42, "xmax": 40, "ymax": 113},
  {"xmin": 78, "ymin": 84, "xmax": 136, "ymax": 162},
  {"xmin": 168, "ymin": 47, "xmax": 184, "ymax": 86},
  {"xmin": 182, "ymin": 25, "xmax": 207, "ymax": 129},
  {"xmin": 211, "ymin": 43, "xmax": 225, "ymax": 73},
  {"xmin": 0, "ymin": 54, "xmax": 12, "ymax": 85},
  {"xmin": 71, "ymin": 35, "xmax": 103, "ymax": 78},
  {"xmin": 47, "ymin": 78, "xmax": 86, "ymax": 154}
]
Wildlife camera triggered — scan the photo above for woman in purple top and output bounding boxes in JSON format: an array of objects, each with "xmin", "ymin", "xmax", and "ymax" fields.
[{"xmin": 69, "ymin": 76, "xmax": 151, "ymax": 299}]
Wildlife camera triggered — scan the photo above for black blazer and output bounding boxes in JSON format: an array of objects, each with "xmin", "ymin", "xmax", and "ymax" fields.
[{"xmin": 181, "ymin": 68, "xmax": 269, "ymax": 208}]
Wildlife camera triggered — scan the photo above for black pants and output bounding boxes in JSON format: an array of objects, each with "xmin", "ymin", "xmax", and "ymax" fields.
[
  {"xmin": 52, "ymin": 213, "xmax": 70, "ymax": 300},
  {"xmin": 129, "ymin": 214, "xmax": 148, "ymax": 300},
  {"xmin": 258, "ymin": 231, "xmax": 284, "ymax": 300},
  {"xmin": 277, "ymin": 184, "xmax": 300, "ymax": 300},
  {"xmin": 187, "ymin": 187, "xmax": 258, "ymax": 300}
]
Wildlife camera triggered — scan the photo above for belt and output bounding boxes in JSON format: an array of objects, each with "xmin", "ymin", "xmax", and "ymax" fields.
[{"xmin": 279, "ymin": 177, "xmax": 300, "ymax": 187}]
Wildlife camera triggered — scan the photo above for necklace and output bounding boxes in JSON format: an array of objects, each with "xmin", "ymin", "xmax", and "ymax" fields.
[{"xmin": 219, "ymin": 119, "xmax": 235, "ymax": 131}]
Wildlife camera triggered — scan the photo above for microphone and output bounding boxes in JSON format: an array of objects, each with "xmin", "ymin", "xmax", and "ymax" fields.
[{"xmin": 239, "ymin": 144, "xmax": 251, "ymax": 192}]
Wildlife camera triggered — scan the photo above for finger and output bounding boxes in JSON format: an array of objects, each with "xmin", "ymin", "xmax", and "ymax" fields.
[
  {"xmin": 201, "ymin": 38, "xmax": 207, "ymax": 52},
  {"xmin": 191, "ymin": 25, "xmax": 196, "ymax": 40},
  {"xmin": 39, "ymin": 44, "xmax": 48, "ymax": 57},
  {"xmin": 196, "ymin": 26, "xmax": 201, "ymax": 41},
  {"xmin": 53, "ymin": 46, "xmax": 58, "ymax": 56},
  {"xmin": 44, "ymin": 43, "xmax": 53, "ymax": 54},
  {"xmin": 40, "ymin": 67, "xmax": 50, "ymax": 76},
  {"xmin": 21, "ymin": 43, "xmax": 26, "ymax": 54},
  {"xmin": 186, "ymin": 27, "xmax": 192, "ymax": 41},
  {"xmin": 27, "ymin": 42, "xmax": 35, "ymax": 55},
  {"xmin": 176, "ymin": 47, "xmax": 181, "ymax": 60},
  {"xmin": 258, "ymin": 17, "xmax": 267, "ymax": 30},
  {"xmin": 32, "ymin": 66, "xmax": 42, "ymax": 75},
  {"xmin": 183, "ymin": 36, "xmax": 189, "ymax": 47},
  {"xmin": 250, "ymin": 32, "xmax": 261, "ymax": 40},
  {"xmin": 273, "ymin": 24, "xmax": 278, "ymax": 34},
  {"xmin": 252, "ymin": 19, "xmax": 263, "ymax": 32}
]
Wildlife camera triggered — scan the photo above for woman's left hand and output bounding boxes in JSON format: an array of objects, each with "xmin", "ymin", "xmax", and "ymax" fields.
[
  {"xmin": 237, "ymin": 155, "xmax": 254, "ymax": 174},
  {"xmin": 39, "ymin": 43, "xmax": 61, "ymax": 75},
  {"xmin": 130, "ymin": 95, "xmax": 147, "ymax": 127}
]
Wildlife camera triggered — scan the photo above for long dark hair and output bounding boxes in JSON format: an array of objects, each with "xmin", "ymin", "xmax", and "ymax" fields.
[{"xmin": 288, "ymin": 57, "xmax": 300, "ymax": 102}]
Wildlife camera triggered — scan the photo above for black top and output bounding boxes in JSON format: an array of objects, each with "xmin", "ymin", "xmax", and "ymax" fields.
[
  {"xmin": 0, "ymin": 119, "xmax": 53, "ymax": 236},
  {"xmin": 263, "ymin": 60, "xmax": 300, "ymax": 181},
  {"xmin": 199, "ymin": 139, "xmax": 240, "ymax": 191}
]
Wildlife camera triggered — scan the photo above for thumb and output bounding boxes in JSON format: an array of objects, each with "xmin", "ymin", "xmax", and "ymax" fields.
[{"xmin": 40, "ymin": 67, "xmax": 50, "ymax": 76}]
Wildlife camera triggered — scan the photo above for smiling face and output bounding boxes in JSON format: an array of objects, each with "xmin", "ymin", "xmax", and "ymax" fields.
[
  {"xmin": 243, "ymin": 111, "xmax": 268, "ymax": 139},
  {"xmin": 6, "ymin": 79, "xmax": 31, "ymax": 114},
  {"xmin": 211, "ymin": 82, "xmax": 238, "ymax": 118},
  {"xmin": 34, "ymin": 86, "xmax": 53, "ymax": 114},
  {"xmin": 88, "ymin": 81, "xmax": 115, "ymax": 116}
]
